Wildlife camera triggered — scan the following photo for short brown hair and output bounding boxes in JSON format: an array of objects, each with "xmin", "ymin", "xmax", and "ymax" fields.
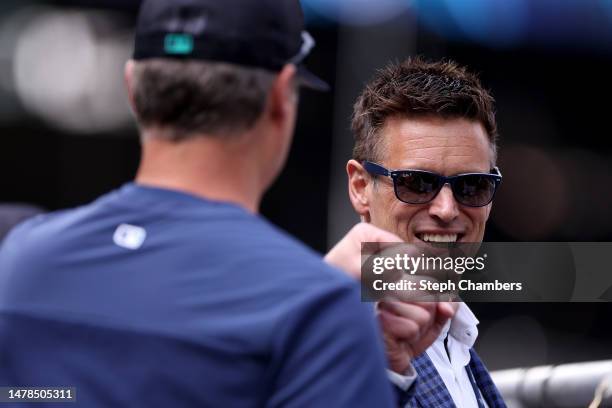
[
  {"xmin": 131, "ymin": 59, "xmax": 276, "ymax": 140},
  {"xmin": 352, "ymin": 57, "xmax": 498, "ymax": 164}
]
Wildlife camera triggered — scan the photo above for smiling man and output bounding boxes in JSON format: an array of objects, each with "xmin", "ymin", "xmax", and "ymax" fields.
[{"xmin": 347, "ymin": 58, "xmax": 507, "ymax": 407}]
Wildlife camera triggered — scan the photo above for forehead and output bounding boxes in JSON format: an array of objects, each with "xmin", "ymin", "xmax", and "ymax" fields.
[{"xmin": 378, "ymin": 115, "xmax": 493, "ymax": 174}]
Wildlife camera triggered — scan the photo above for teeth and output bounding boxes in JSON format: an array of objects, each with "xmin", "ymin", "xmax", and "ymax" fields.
[{"xmin": 420, "ymin": 233, "xmax": 458, "ymax": 243}]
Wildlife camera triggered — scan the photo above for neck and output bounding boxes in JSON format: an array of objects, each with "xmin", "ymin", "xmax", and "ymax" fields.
[{"xmin": 135, "ymin": 129, "xmax": 264, "ymax": 213}]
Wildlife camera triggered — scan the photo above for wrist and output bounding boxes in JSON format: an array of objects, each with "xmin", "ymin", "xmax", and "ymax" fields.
[{"xmin": 389, "ymin": 357, "xmax": 410, "ymax": 374}]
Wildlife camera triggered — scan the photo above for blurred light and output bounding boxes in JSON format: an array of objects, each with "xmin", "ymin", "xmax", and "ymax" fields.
[
  {"xmin": 302, "ymin": 0, "xmax": 412, "ymax": 26},
  {"xmin": 0, "ymin": 6, "xmax": 42, "ymax": 122},
  {"xmin": 492, "ymin": 145, "xmax": 569, "ymax": 240},
  {"xmin": 12, "ymin": 8, "xmax": 133, "ymax": 135},
  {"xmin": 555, "ymin": 150, "xmax": 612, "ymax": 240},
  {"xmin": 493, "ymin": 144, "xmax": 612, "ymax": 240},
  {"xmin": 0, "ymin": 8, "xmax": 32, "ymax": 94},
  {"xmin": 412, "ymin": 0, "xmax": 461, "ymax": 39},
  {"xmin": 443, "ymin": 0, "xmax": 529, "ymax": 47},
  {"xmin": 479, "ymin": 315, "xmax": 548, "ymax": 369},
  {"xmin": 414, "ymin": 0, "xmax": 529, "ymax": 47},
  {"xmin": 602, "ymin": 0, "xmax": 612, "ymax": 23},
  {"xmin": 414, "ymin": 0, "xmax": 612, "ymax": 52}
]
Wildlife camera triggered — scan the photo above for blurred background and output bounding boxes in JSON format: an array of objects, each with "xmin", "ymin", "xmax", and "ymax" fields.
[{"xmin": 0, "ymin": 0, "xmax": 611, "ymax": 377}]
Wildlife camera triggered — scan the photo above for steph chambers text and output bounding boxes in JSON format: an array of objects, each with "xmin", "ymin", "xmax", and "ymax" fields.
[{"xmin": 372, "ymin": 279, "xmax": 523, "ymax": 292}]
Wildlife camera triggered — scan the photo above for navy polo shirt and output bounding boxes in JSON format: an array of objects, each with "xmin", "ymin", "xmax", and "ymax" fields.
[{"xmin": 0, "ymin": 184, "xmax": 394, "ymax": 407}]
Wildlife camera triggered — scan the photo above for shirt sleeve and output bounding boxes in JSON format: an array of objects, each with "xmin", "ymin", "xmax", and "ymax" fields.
[
  {"xmin": 266, "ymin": 279, "xmax": 396, "ymax": 408},
  {"xmin": 387, "ymin": 363, "xmax": 417, "ymax": 391}
]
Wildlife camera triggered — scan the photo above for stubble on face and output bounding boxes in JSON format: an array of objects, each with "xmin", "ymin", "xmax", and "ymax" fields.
[{"xmin": 366, "ymin": 115, "xmax": 494, "ymax": 244}]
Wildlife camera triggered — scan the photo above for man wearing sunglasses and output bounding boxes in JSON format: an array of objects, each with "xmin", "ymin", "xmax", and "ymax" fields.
[{"xmin": 347, "ymin": 57, "xmax": 507, "ymax": 407}]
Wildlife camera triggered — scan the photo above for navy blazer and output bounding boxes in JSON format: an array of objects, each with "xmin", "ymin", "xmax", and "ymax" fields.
[{"xmin": 397, "ymin": 349, "xmax": 507, "ymax": 408}]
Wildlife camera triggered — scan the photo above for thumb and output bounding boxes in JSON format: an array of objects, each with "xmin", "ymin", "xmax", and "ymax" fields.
[
  {"xmin": 437, "ymin": 302, "xmax": 459, "ymax": 320},
  {"xmin": 354, "ymin": 223, "xmax": 404, "ymax": 255},
  {"xmin": 354, "ymin": 222, "xmax": 403, "ymax": 243}
]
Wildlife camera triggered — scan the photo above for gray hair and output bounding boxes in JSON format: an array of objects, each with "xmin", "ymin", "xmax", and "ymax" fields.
[{"xmin": 131, "ymin": 59, "xmax": 277, "ymax": 140}]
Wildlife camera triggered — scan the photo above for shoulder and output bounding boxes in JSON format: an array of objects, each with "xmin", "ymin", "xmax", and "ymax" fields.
[
  {"xmin": 242, "ymin": 217, "xmax": 355, "ymax": 281},
  {"xmin": 0, "ymin": 206, "xmax": 85, "ymax": 274},
  {"xmin": 1, "ymin": 208, "xmax": 72, "ymax": 250},
  {"xmin": 0, "ymin": 186, "xmax": 129, "ymax": 266},
  {"xmin": 202, "ymin": 214, "xmax": 358, "ymax": 293}
]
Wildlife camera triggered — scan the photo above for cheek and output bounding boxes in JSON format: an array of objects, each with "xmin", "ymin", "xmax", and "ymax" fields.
[
  {"xmin": 382, "ymin": 200, "xmax": 421, "ymax": 233},
  {"xmin": 391, "ymin": 203, "xmax": 420, "ymax": 224},
  {"xmin": 464, "ymin": 207, "xmax": 490, "ymax": 232},
  {"xmin": 368, "ymin": 188, "xmax": 402, "ymax": 225}
]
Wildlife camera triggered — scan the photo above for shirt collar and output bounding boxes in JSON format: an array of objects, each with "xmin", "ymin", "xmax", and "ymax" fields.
[{"xmin": 438, "ymin": 302, "xmax": 479, "ymax": 349}]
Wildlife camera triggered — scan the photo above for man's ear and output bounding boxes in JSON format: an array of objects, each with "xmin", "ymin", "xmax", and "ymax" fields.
[
  {"xmin": 347, "ymin": 159, "xmax": 372, "ymax": 221},
  {"xmin": 268, "ymin": 64, "xmax": 297, "ymax": 125},
  {"xmin": 124, "ymin": 60, "xmax": 137, "ymax": 115}
]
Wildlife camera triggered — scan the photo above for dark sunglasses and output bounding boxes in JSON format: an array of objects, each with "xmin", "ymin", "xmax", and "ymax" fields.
[{"xmin": 363, "ymin": 161, "xmax": 502, "ymax": 207}]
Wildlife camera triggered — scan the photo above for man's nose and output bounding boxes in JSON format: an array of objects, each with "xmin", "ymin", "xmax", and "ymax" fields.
[{"xmin": 428, "ymin": 184, "xmax": 459, "ymax": 223}]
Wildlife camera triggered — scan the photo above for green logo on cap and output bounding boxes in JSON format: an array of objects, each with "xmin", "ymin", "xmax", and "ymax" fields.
[{"xmin": 164, "ymin": 33, "xmax": 194, "ymax": 55}]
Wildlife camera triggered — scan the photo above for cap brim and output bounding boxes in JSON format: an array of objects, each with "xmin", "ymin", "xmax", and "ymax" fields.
[{"xmin": 297, "ymin": 65, "xmax": 330, "ymax": 92}]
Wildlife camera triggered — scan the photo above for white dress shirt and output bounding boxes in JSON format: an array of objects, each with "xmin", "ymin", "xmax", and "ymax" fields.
[{"xmin": 388, "ymin": 303, "xmax": 488, "ymax": 408}]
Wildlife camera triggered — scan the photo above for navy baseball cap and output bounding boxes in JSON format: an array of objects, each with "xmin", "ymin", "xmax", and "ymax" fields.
[{"xmin": 133, "ymin": 0, "xmax": 329, "ymax": 91}]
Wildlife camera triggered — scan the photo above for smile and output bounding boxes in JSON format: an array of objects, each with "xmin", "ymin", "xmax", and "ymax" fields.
[{"xmin": 416, "ymin": 233, "xmax": 461, "ymax": 243}]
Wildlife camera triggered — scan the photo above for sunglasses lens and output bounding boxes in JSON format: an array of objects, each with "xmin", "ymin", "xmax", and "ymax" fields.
[
  {"xmin": 453, "ymin": 175, "xmax": 496, "ymax": 206},
  {"xmin": 395, "ymin": 172, "xmax": 441, "ymax": 204}
]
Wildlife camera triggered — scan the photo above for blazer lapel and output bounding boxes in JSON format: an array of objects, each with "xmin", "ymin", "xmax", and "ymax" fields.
[
  {"xmin": 468, "ymin": 350, "xmax": 507, "ymax": 408},
  {"xmin": 412, "ymin": 352, "xmax": 456, "ymax": 408}
]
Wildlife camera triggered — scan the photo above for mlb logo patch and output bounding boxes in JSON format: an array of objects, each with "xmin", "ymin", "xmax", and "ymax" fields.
[{"xmin": 113, "ymin": 224, "xmax": 147, "ymax": 250}]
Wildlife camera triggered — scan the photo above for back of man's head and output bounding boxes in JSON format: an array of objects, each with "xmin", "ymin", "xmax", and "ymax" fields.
[
  {"xmin": 130, "ymin": 60, "xmax": 275, "ymax": 140},
  {"xmin": 128, "ymin": 0, "xmax": 327, "ymax": 141},
  {"xmin": 351, "ymin": 57, "xmax": 498, "ymax": 164}
]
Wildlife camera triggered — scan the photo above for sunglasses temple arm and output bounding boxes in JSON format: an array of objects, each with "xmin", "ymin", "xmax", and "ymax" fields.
[{"xmin": 363, "ymin": 161, "xmax": 391, "ymax": 177}]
